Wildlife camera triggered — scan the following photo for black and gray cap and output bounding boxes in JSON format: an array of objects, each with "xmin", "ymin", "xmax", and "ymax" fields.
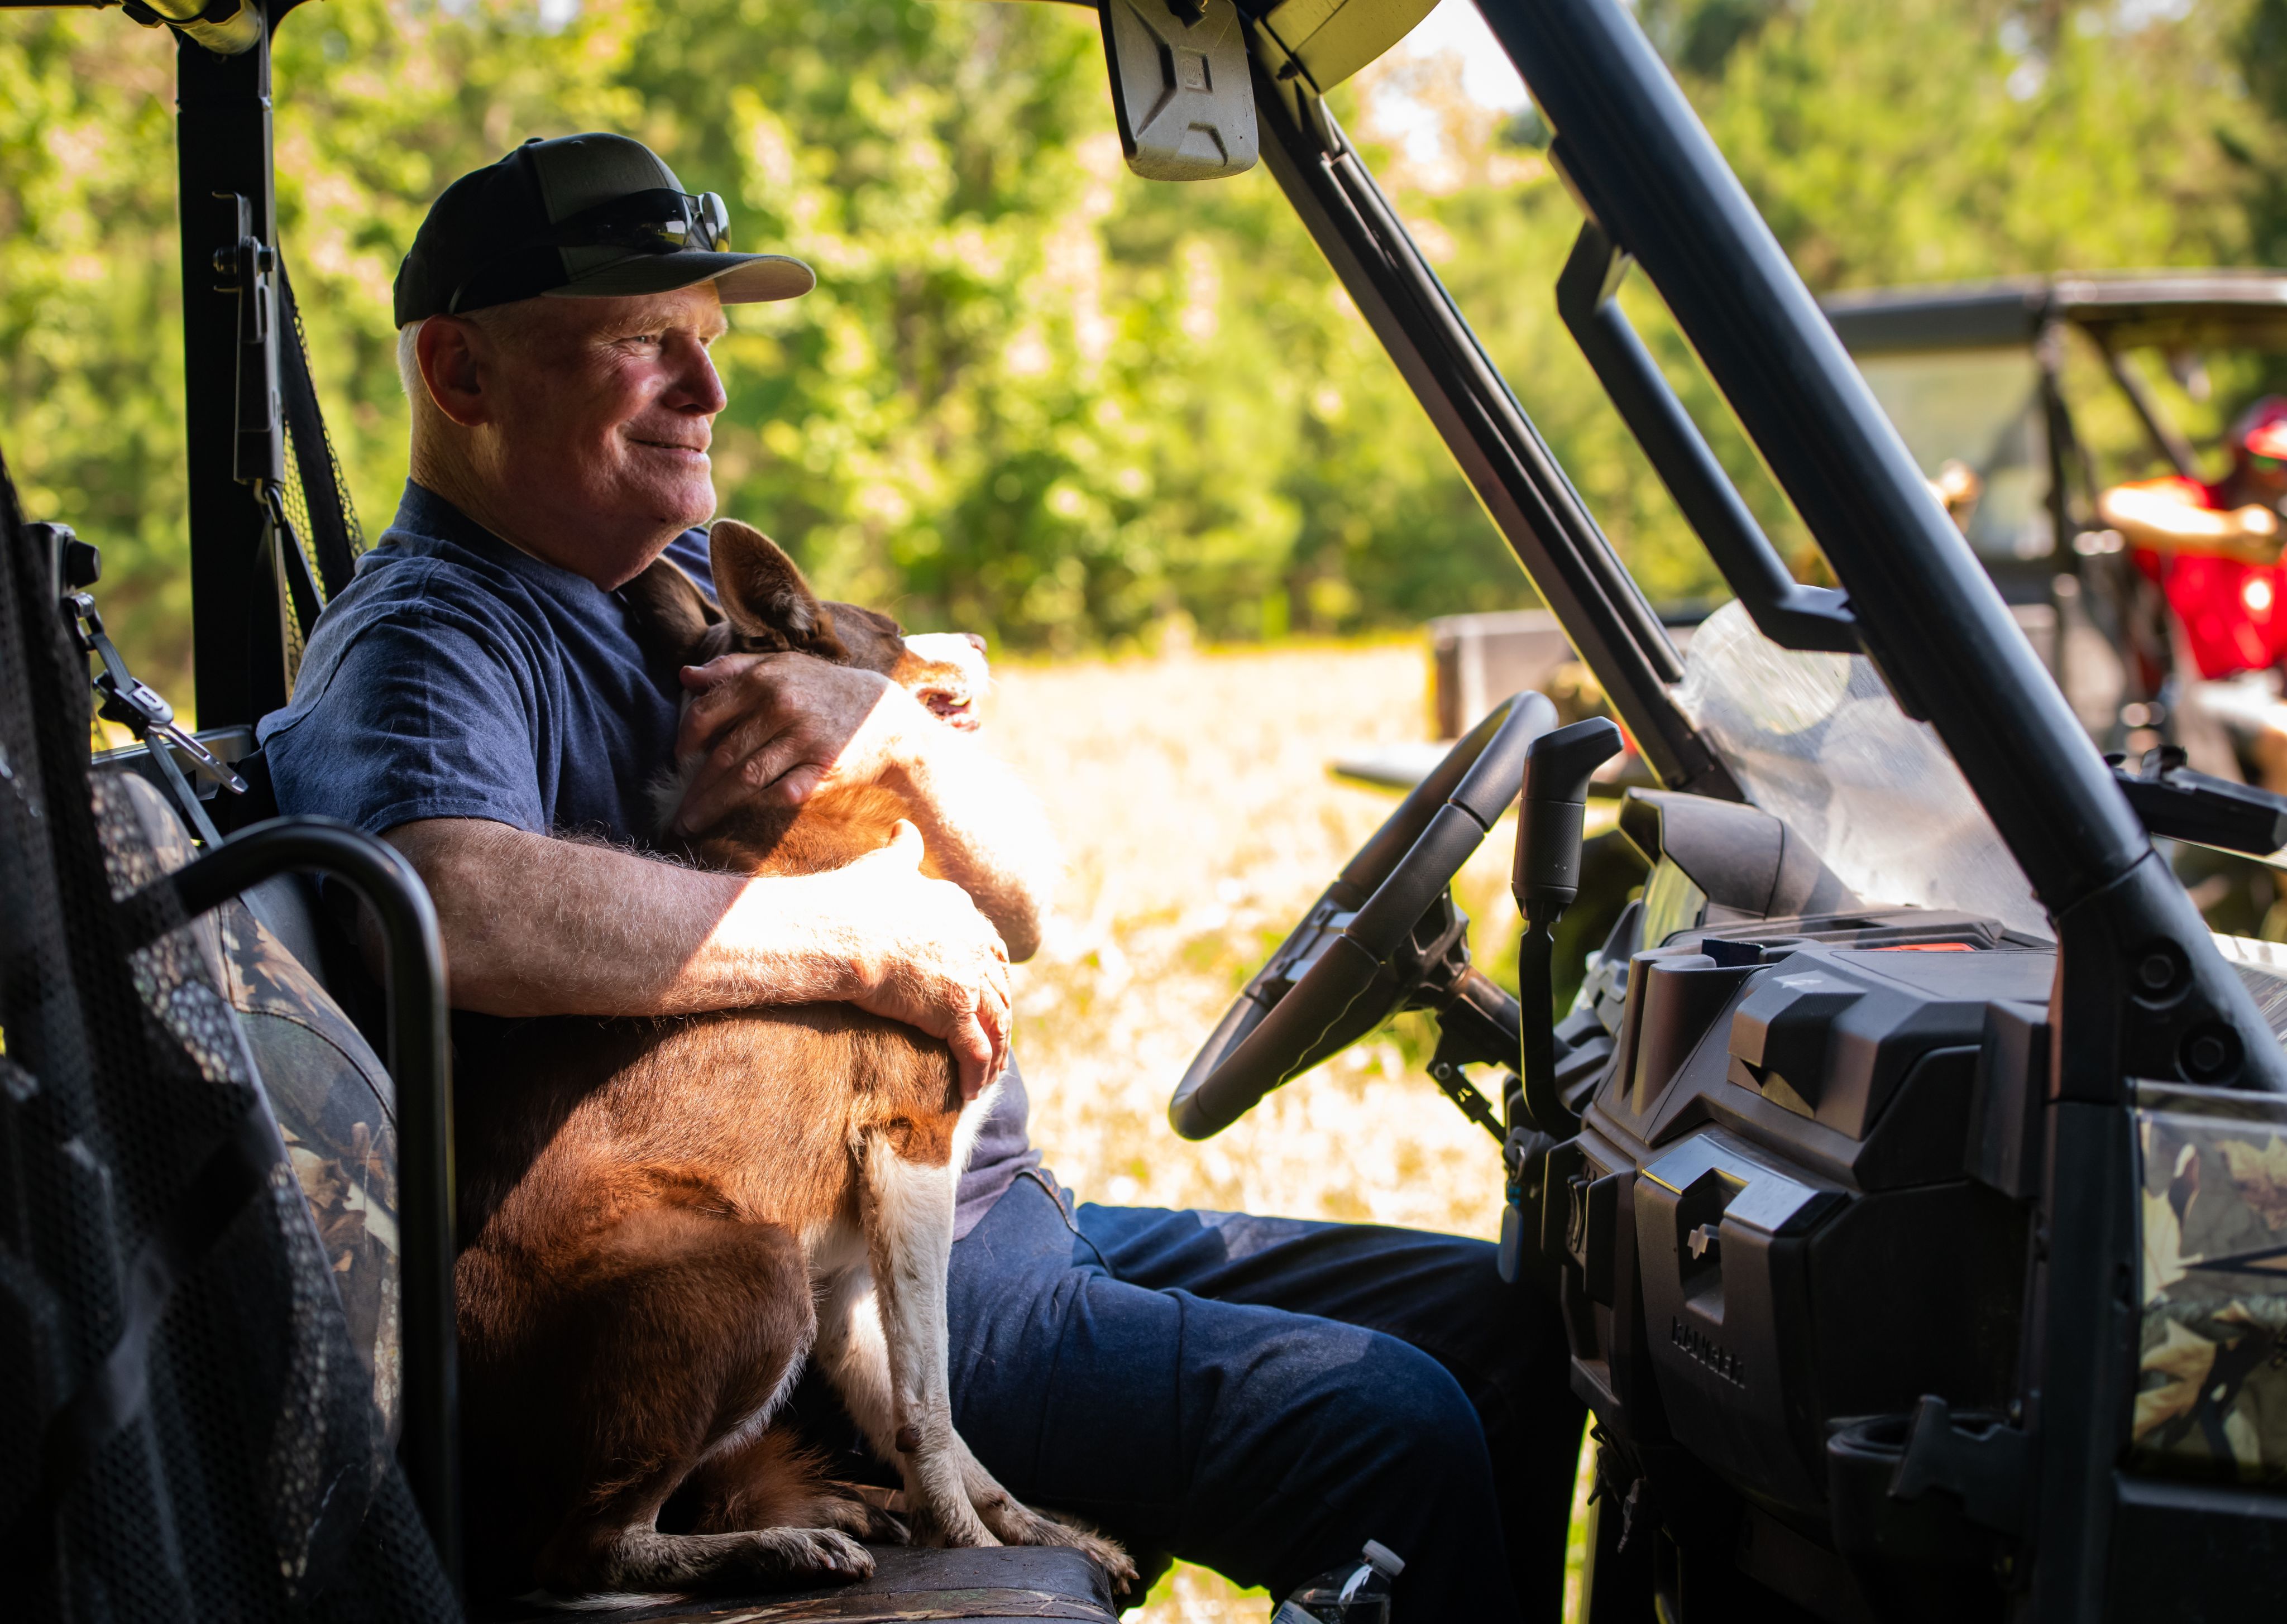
[{"xmin": 392, "ymin": 132, "xmax": 814, "ymax": 327}]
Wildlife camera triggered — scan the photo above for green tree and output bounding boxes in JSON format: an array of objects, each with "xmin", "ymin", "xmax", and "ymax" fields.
[
  {"xmin": 1, "ymin": 16, "xmax": 192, "ymax": 681},
  {"xmin": 1647, "ymin": 0, "xmax": 2259, "ymax": 288},
  {"xmin": 7, "ymin": 0, "xmax": 2287, "ymax": 696}
]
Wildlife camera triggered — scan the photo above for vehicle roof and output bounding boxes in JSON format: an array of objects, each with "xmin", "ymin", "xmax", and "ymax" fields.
[{"xmin": 1820, "ymin": 269, "xmax": 2287, "ymax": 355}]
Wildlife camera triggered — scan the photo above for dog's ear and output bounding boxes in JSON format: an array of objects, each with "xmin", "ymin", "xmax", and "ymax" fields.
[
  {"xmin": 620, "ymin": 557, "xmax": 722, "ymax": 663},
  {"xmin": 710, "ymin": 519, "xmax": 845, "ymax": 659}
]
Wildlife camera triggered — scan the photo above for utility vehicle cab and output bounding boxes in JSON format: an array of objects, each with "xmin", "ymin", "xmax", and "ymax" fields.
[
  {"xmin": 6, "ymin": 2, "xmax": 2287, "ymax": 1622},
  {"xmin": 1824, "ymin": 271, "xmax": 2287, "ymax": 760}
]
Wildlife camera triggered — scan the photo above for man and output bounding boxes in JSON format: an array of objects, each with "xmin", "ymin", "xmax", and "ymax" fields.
[
  {"xmin": 261, "ymin": 133, "xmax": 1580, "ymax": 1618},
  {"xmin": 2098, "ymin": 397, "xmax": 2287, "ymax": 788}
]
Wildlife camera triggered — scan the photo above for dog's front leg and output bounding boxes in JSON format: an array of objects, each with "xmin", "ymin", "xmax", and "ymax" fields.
[{"xmin": 849, "ymin": 1138, "xmax": 996, "ymax": 1548}]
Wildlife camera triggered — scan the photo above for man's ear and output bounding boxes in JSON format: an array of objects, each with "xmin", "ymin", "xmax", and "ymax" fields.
[
  {"xmin": 414, "ymin": 316, "xmax": 491, "ymax": 428},
  {"xmin": 620, "ymin": 557, "xmax": 723, "ymax": 664},
  {"xmin": 710, "ymin": 519, "xmax": 845, "ymax": 659}
]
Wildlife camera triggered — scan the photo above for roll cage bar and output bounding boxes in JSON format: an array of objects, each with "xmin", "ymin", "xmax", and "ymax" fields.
[
  {"xmin": 1294, "ymin": 9, "xmax": 2287, "ymax": 1616},
  {"xmin": 1825, "ymin": 270, "xmax": 2287, "ymax": 361},
  {"xmin": 17, "ymin": 0, "xmax": 2286, "ymax": 1615}
]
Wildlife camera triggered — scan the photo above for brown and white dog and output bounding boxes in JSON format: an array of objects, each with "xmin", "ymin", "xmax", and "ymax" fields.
[{"xmin": 452, "ymin": 520, "xmax": 1128, "ymax": 1602}]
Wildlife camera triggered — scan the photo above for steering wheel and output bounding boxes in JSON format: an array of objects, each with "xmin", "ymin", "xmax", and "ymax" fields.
[{"xmin": 1168, "ymin": 691, "xmax": 1561, "ymax": 1141}]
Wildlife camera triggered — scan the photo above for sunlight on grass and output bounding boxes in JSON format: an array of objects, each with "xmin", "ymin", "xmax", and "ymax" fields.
[
  {"xmin": 1564, "ymin": 1426, "xmax": 1596, "ymax": 1622},
  {"xmin": 991, "ymin": 641, "xmax": 1519, "ymax": 1240},
  {"xmin": 983, "ymin": 641, "xmax": 1602, "ymax": 1622},
  {"xmin": 1138, "ymin": 1564, "xmax": 1271, "ymax": 1622}
]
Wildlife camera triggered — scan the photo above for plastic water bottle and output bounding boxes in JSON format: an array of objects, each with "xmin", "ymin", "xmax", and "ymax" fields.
[{"xmin": 1270, "ymin": 1539, "xmax": 1405, "ymax": 1623}]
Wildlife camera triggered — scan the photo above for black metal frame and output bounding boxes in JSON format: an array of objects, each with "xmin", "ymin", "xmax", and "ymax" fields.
[
  {"xmin": 176, "ymin": 3, "xmax": 293, "ymax": 727},
  {"xmin": 1444, "ymin": 3, "xmax": 2286, "ymax": 1617},
  {"xmin": 22, "ymin": 0, "xmax": 2287, "ymax": 1610},
  {"xmin": 1247, "ymin": 62, "xmax": 1742, "ymax": 800},
  {"xmin": 2, "ymin": 0, "xmax": 457, "ymax": 1588},
  {"xmin": 1553, "ymin": 222, "xmax": 1858, "ymax": 655}
]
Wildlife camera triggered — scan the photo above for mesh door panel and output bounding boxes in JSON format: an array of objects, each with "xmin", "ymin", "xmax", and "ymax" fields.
[{"xmin": 0, "ymin": 446, "xmax": 456, "ymax": 1622}]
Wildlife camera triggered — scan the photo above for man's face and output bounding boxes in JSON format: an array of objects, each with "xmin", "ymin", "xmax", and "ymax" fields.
[{"xmin": 461, "ymin": 284, "xmax": 730, "ymax": 586}]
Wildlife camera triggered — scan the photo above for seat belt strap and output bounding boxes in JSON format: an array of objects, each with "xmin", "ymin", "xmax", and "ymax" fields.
[{"xmin": 275, "ymin": 262, "xmax": 362, "ymax": 601}]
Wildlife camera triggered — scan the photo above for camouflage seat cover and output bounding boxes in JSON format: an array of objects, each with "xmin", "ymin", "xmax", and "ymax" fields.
[
  {"xmin": 102, "ymin": 770, "xmax": 402, "ymax": 1447},
  {"xmin": 2135, "ymin": 1077, "xmax": 2287, "ymax": 1486}
]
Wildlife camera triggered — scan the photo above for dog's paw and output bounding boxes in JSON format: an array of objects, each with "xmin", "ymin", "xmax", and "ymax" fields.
[
  {"xmin": 742, "ymin": 1526, "xmax": 875, "ymax": 1584},
  {"xmin": 906, "ymin": 1497, "xmax": 1002, "ymax": 1551},
  {"xmin": 811, "ymin": 1489, "xmax": 909, "ymax": 1545},
  {"xmin": 546, "ymin": 1525, "xmax": 875, "ymax": 1595},
  {"xmin": 1059, "ymin": 1526, "xmax": 1137, "ymax": 1591},
  {"xmin": 972, "ymin": 1498, "xmax": 1137, "ymax": 1589}
]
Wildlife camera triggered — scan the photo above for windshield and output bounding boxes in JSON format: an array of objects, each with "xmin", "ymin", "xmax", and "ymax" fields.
[
  {"xmin": 1852, "ymin": 348, "xmax": 2052, "ymax": 568},
  {"xmin": 1673, "ymin": 600, "xmax": 2050, "ymax": 937}
]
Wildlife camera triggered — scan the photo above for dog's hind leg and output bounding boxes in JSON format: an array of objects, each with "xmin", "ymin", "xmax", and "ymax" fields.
[
  {"xmin": 848, "ymin": 1134, "xmax": 999, "ymax": 1549},
  {"xmin": 521, "ymin": 1209, "xmax": 873, "ymax": 1598},
  {"xmin": 817, "ymin": 1147, "xmax": 1134, "ymax": 1585}
]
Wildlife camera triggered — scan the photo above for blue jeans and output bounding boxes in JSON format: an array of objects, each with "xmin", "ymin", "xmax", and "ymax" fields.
[{"xmin": 944, "ymin": 1171, "xmax": 1584, "ymax": 1621}]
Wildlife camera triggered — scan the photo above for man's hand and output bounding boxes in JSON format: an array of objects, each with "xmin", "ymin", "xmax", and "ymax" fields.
[
  {"xmin": 814, "ymin": 821, "xmax": 1010, "ymax": 1098},
  {"xmin": 673, "ymin": 651, "xmax": 923, "ymax": 834},
  {"xmin": 670, "ymin": 644, "xmax": 1058, "ymax": 961},
  {"xmin": 2098, "ymin": 482, "xmax": 2286, "ymax": 564},
  {"xmin": 2226, "ymin": 504, "xmax": 2284, "ymax": 564}
]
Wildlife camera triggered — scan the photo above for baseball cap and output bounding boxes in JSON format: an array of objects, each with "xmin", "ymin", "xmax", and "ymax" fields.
[
  {"xmin": 2234, "ymin": 396, "xmax": 2287, "ymax": 463},
  {"xmin": 392, "ymin": 133, "xmax": 814, "ymax": 327}
]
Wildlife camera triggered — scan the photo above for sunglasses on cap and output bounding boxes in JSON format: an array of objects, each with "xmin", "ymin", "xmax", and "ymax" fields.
[
  {"xmin": 445, "ymin": 188, "xmax": 733, "ymax": 313},
  {"xmin": 536, "ymin": 188, "xmax": 731, "ymax": 255}
]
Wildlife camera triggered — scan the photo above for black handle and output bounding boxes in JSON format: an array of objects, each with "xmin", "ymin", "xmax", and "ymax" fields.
[
  {"xmin": 127, "ymin": 818, "xmax": 458, "ymax": 1591},
  {"xmin": 1555, "ymin": 221, "xmax": 1858, "ymax": 656},
  {"xmin": 1509, "ymin": 718, "xmax": 1624, "ymax": 1227},
  {"xmin": 1515, "ymin": 717, "xmax": 1626, "ymax": 916}
]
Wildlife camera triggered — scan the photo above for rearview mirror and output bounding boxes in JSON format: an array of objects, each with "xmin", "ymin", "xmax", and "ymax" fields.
[{"xmin": 1098, "ymin": 0, "xmax": 1259, "ymax": 181}]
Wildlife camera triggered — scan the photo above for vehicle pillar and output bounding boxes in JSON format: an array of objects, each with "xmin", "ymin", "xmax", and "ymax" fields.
[{"xmin": 176, "ymin": 4, "xmax": 286, "ymax": 730}]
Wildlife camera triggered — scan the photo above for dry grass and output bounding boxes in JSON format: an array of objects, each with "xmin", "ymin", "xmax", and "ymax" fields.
[
  {"xmin": 980, "ymin": 640, "xmax": 1583, "ymax": 1621},
  {"xmin": 990, "ymin": 639, "xmax": 1517, "ymax": 1242}
]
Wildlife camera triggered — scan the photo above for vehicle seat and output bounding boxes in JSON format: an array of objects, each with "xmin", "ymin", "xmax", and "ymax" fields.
[
  {"xmin": 98, "ymin": 768, "xmax": 406, "ymax": 1440},
  {"xmin": 95, "ymin": 767, "xmax": 1129, "ymax": 1624},
  {"xmin": 472, "ymin": 1545, "xmax": 1122, "ymax": 1623}
]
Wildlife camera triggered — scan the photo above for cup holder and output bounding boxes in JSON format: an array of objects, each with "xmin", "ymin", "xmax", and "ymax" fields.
[{"xmin": 1826, "ymin": 1412, "xmax": 2007, "ymax": 1622}]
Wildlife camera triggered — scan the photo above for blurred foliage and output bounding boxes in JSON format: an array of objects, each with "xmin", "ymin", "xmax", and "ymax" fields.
[
  {"xmin": 1647, "ymin": 0, "xmax": 2261, "ymax": 286},
  {"xmin": 4, "ymin": 0, "xmax": 2286, "ymax": 696}
]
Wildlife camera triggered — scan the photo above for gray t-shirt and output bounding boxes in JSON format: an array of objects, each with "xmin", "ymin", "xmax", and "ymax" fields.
[
  {"xmin": 265, "ymin": 483, "xmax": 1037, "ymax": 1235},
  {"xmin": 956, "ymin": 1058, "xmax": 1040, "ymax": 1239}
]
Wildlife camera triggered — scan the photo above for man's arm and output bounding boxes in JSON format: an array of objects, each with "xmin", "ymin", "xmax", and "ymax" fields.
[
  {"xmin": 669, "ymin": 653, "xmax": 1058, "ymax": 960},
  {"xmin": 384, "ymin": 816, "xmax": 1011, "ymax": 1095},
  {"xmin": 2098, "ymin": 482, "xmax": 2283, "ymax": 563}
]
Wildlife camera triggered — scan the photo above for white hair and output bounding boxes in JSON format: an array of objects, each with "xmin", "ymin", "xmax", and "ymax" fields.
[{"xmin": 396, "ymin": 319, "xmax": 424, "ymax": 401}]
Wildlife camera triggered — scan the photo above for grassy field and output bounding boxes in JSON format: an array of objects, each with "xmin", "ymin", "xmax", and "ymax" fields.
[{"xmin": 981, "ymin": 640, "xmax": 1587, "ymax": 1621}]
